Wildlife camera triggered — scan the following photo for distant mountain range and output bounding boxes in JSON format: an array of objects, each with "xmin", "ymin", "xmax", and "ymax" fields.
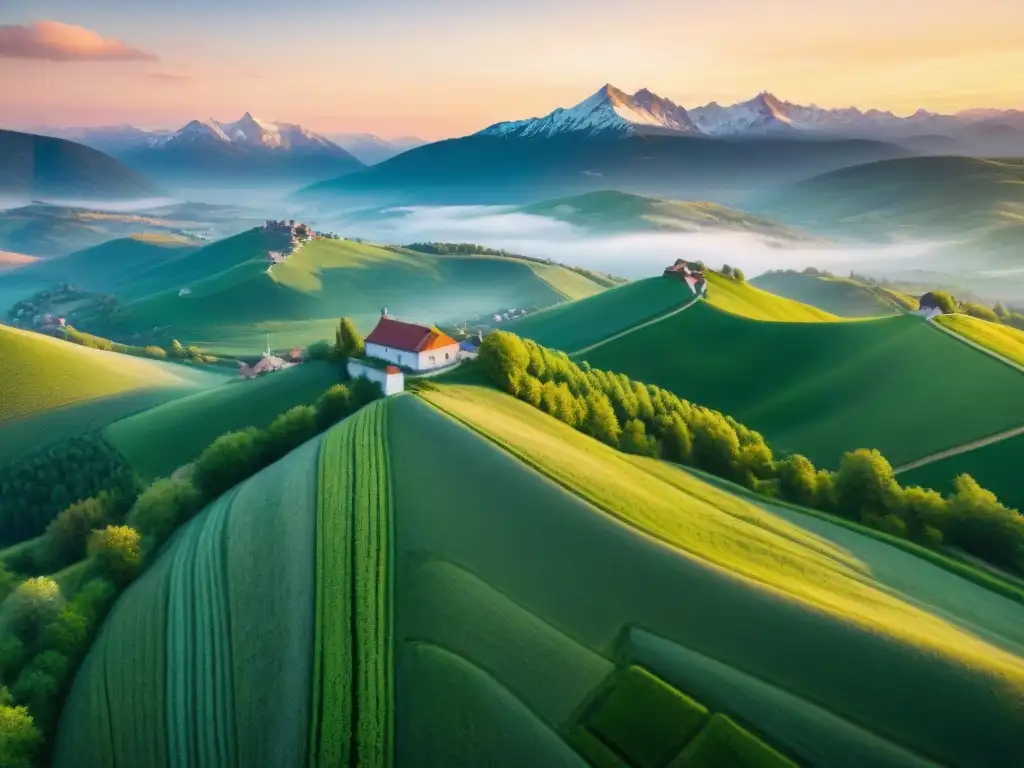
[
  {"xmin": 31, "ymin": 115, "xmax": 365, "ymax": 186},
  {"xmin": 326, "ymin": 134, "xmax": 427, "ymax": 164},
  {"xmin": 478, "ymin": 85, "xmax": 1024, "ymax": 150},
  {"xmin": 0, "ymin": 129, "xmax": 159, "ymax": 199}
]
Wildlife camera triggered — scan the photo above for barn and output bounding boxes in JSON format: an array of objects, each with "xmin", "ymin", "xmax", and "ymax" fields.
[{"xmin": 364, "ymin": 312, "xmax": 460, "ymax": 372}]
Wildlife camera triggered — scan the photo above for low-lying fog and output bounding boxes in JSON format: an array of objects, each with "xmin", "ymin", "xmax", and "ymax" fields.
[{"xmin": 323, "ymin": 204, "xmax": 953, "ymax": 281}]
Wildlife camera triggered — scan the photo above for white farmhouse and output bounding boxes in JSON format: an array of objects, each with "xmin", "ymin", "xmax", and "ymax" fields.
[
  {"xmin": 347, "ymin": 359, "xmax": 404, "ymax": 396},
  {"xmin": 364, "ymin": 312, "xmax": 460, "ymax": 372}
]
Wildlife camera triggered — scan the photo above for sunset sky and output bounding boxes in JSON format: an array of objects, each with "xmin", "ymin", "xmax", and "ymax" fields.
[{"xmin": 2, "ymin": 0, "xmax": 1022, "ymax": 140}]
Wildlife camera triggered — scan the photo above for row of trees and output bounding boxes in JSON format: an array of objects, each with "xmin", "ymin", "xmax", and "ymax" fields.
[
  {"xmin": 479, "ymin": 331, "xmax": 1024, "ymax": 576},
  {"xmin": 0, "ymin": 376, "xmax": 384, "ymax": 764},
  {"xmin": 55, "ymin": 326, "xmax": 220, "ymax": 365},
  {"xmin": 402, "ymin": 242, "xmax": 625, "ymax": 288},
  {"xmin": 719, "ymin": 264, "xmax": 747, "ymax": 282}
]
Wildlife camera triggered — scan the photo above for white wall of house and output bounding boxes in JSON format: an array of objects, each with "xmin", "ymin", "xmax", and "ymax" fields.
[
  {"xmin": 416, "ymin": 343, "xmax": 459, "ymax": 371},
  {"xmin": 365, "ymin": 342, "xmax": 420, "ymax": 370},
  {"xmin": 347, "ymin": 359, "xmax": 404, "ymax": 396}
]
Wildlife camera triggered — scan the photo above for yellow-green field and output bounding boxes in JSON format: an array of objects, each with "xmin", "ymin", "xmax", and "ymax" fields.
[
  {"xmin": 935, "ymin": 312, "xmax": 1024, "ymax": 367},
  {"xmin": 0, "ymin": 324, "xmax": 222, "ymax": 424},
  {"xmin": 703, "ymin": 272, "xmax": 840, "ymax": 321}
]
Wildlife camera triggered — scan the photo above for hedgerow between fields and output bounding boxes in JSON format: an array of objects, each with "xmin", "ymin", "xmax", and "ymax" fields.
[
  {"xmin": 0, "ymin": 375, "xmax": 384, "ymax": 766},
  {"xmin": 478, "ymin": 331, "xmax": 1024, "ymax": 579}
]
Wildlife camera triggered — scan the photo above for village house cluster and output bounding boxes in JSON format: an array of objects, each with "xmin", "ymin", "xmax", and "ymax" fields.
[
  {"xmin": 663, "ymin": 259, "xmax": 708, "ymax": 296},
  {"xmin": 264, "ymin": 219, "xmax": 316, "ymax": 264}
]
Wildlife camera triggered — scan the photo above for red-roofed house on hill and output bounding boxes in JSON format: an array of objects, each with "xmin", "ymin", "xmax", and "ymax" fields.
[{"xmin": 364, "ymin": 309, "xmax": 460, "ymax": 372}]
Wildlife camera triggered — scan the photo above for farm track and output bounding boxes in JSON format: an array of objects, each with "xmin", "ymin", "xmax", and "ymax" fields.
[
  {"xmin": 570, "ymin": 297, "xmax": 700, "ymax": 356},
  {"xmin": 891, "ymin": 319, "xmax": 1024, "ymax": 474}
]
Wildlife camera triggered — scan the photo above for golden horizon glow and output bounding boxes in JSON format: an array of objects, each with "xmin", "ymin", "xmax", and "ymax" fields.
[{"xmin": 0, "ymin": 3, "xmax": 1022, "ymax": 141}]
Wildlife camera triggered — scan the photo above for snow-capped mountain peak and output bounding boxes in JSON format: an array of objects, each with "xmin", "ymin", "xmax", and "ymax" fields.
[
  {"xmin": 160, "ymin": 114, "xmax": 339, "ymax": 152},
  {"xmin": 477, "ymin": 84, "xmax": 701, "ymax": 139}
]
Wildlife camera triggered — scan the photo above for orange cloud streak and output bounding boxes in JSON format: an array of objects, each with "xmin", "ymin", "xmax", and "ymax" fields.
[{"xmin": 0, "ymin": 20, "xmax": 157, "ymax": 62}]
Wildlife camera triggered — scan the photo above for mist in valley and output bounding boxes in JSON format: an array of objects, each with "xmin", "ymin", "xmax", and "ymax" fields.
[{"xmin": 320, "ymin": 203, "xmax": 954, "ymax": 282}]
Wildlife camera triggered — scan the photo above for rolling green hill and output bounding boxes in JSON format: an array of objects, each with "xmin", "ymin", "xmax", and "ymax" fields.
[
  {"xmin": 934, "ymin": 312, "xmax": 1024, "ymax": 366},
  {"xmin": 572, "ymin": 302, "xmax": 1024, "ymax": 468},
  {"xmin": 105, "ymin": 232, "xmax": 605, "ymax": 355},
  {"xmin": 502, "ymin": 277, "xmax": 696, "ymax": 352},
  {"xmin": 703, "ymin": 272, "xmax": 840, "ymax": 321},
  {"xmin": 55, "ymin": 390, "xmax": 1024, "ymax": 767},
  {"xmin": 0, "ymin": 203, "xmax": 201, "ymax": 259},
  {"xmin": 751, "ymin": 271, "xmax": 906, "ymax": 318},
  {"xmin": 0, "ymin": 235, "xmax": 200, "ymax": 309},
  {"xmin": 762, "ymin": 156, "xmax": 1024, "ymax": 236},
  {"xmin": 0, "ymin": 129, "xmax": 159, "ymax": 200},
  {"xmin": 104, "ymin": 361, "xmax": 341, "ymax": 480},
  {"xmin": 0, "ymin": 324, "xmax": 222, "ymax": 426},
  {"xmin": 519, "ymin": 190, "xmax": 815, "ymax": 239}
]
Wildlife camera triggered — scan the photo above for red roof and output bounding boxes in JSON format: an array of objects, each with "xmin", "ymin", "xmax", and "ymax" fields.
[
  {"xmin": 385, "ymin": 365, "xmax": 402, "ymax": 374},
  {"xmin": 365, "ymin": 317, "xmax": 458, "ymax": 353}
]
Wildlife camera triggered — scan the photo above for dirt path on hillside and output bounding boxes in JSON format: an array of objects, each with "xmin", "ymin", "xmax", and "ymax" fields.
[
  {"xmin": 894, "ymin": 424, "xmax": 1024, "ymax": 474},
  {"xmin": 570, "ymin": 297, "xmax": 700, "ymax": 357},
  {"xmin": 891, "ymin": 320, "xmax": 1024, "ymax": 474},
  {"xmin": 928, "ymin": 317, "xmax": 1024, "ymax": 374}
]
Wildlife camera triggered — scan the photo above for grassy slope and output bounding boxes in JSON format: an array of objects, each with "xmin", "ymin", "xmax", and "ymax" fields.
[
  {"xmin": 526, "ymin": 261, "xmax": 607, "ymax": 300},
  {"xmin": 703, "ymin": 272, "xmax": 840, "ymax": 322},
  {"xmin": 397, "ymin": 642, "xmax": 589, "ymax": 768},
  {"xmin": 104, "ymin": 361, "xmax": 339, "ymax": 480},
  {"xmin": 519, "ymin": 190, "xmax": 812, "ymax": 240},
  {"xmin": 503, "ymin": 277, "xmax": 695, "ymax": 352},
  {"xmin": 763, "ymin": 156, "xmax": 1024, "ymax": 235},
  {"xmin": 2, "ymin": 236, "xmax": 200, "ymax": 302},
  {"xmin": 0, "ymin": 324, "xmax": 222, "ymax": 424},
  {"xmin": 117, "ymin": 235, "xmax": 577, "ymax": 355},
  {"xmin": 405, "ymin": 388, "xmax": 1024, "ymax": 765},
  {"xmin": 935, "ymin": 312, "xmax": 1024, "ymax": 366},
  {"xmin": 54, "ymin": 435, "xmax": 322, "ymax": 768},
  {"xmin": 581, "ymin": 302, "xmax": 1024, "ymax": 467},
  {"xmin": 751, "ymin": 272, "xmax": 902, "ymax": 318},
  {"xmin": 898, "ymin": 432, "xmax": 1024, "ymax": 513}
]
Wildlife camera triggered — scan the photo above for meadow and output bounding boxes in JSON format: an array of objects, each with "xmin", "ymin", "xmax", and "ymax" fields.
[
  {"xmin": 400, "ymin": 388, "xmax": 1024, "ymax": 765},
  {"xmin": 897, "ymin": 432, "xmax": 1024, "ymax": 516},
  {"xmin": 51, "ymin": 387, "xmax": 1024, "ymax": 767},
  {"xmin": 751, "ymin": 272, "xmax": 903, "ymax": 318},
  {"xmin": 103, "ymin": 361, "xmax": 340, "ymax": 480},
  {"xmin": 935, "ymin": 312, "xmax": 1024, "ymax": 367},
  {"xmin": 0, "ymin": 324, "xmax": 223, "ymax": 425},
  {"xmin": 107, "ymin": 235, "xmax": 599, "ymax": 355},
  {"xmin": 581, "ymin": 303, "xmax": 1024, "ymax": 467},
  {"xmin": 702, "ymin": 273, "xmax": 840, "ymax": 321},
  {"xmin": 502, "ymin": 277, "xmax": 694, "ymax": 352}
]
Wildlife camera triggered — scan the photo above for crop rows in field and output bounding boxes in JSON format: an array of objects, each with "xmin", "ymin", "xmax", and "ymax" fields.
[
  {"xmin": 310, "ymin": 400, "xmax": 393, "ymax": 768},
  {"xmin": 53, "ymin": 435, "xmax": 323, "ymax": 768}
]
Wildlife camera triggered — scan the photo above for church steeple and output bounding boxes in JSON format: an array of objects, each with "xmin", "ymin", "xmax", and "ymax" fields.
[
  {"xmin": 381, "ymin": 306, "xmax": 389, "ymax": 318},
  {"xmin": 265, "ymin": 333, "xmax": 271, "ymax": 357}
]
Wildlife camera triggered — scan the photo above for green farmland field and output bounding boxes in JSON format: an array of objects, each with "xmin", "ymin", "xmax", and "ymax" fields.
[
  {"xmin": 703, "ymin": 272, "xmax": 840, "ymax": 322},
  {"xmin": 898, "ymin": 431, "xmax": 1024, "ymax": 514},
  {"xmin": 104, "ymin": 361, "xmax": 340, "ymax": 479},
  {"xmin": 751, "ymin": 272, "xmax": 903, "ymax": 318},
  {"xmin": 400, "ymin": 388, "xmax": 1024, "ymax": 765},
  {"xmin": 502, "ymin": 277, "xmax": 695, "ymax": 352},
  {"xmin": 109, "ymin": 234, "xmax": 599, "ymax": 355},
  {"xmin": 581, "ymin": 303, "xmax": 1024, "ymax": 467},
  {"xmin": 0, "ymin": 323, "xmax": 223, "ymax": 424},
  {"xmin": 53, "ymin": 389, "xmax": 1024, "ymax": 767},
  {"xmin": 935, "ymin": 312, "xmax": 1024, "ymax": 367}
]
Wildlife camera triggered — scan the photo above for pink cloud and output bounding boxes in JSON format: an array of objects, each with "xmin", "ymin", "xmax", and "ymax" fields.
[
  {"xmin": 145, "ymin": 72, "xmax": 190, "ymax": 83},
  {"xmin": 0, "ymin": 20, "xmax": 157, "ymax": 62}
]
